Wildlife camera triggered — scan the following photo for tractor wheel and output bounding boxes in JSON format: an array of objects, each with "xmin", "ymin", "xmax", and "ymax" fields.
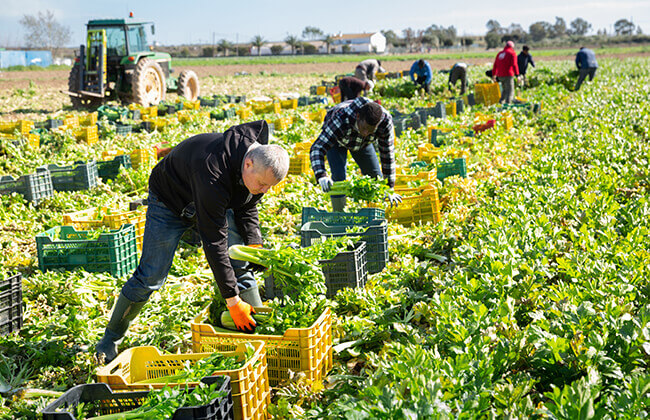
[
  {"xmin": 68, "ymin": 64, "xmax": 102, "ymax": 109},
  {"xmin": 177, "ymin": 70, "xmax": 200, "ymax": 101},
  {"xmin": 132, "ymin": 58, "xmax": 166, "ymax": 107}
]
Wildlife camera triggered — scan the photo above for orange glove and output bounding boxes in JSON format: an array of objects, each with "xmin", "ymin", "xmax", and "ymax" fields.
[{"xmin": 228, "ymin": 300, "xmax": 256, "ymax": 333}]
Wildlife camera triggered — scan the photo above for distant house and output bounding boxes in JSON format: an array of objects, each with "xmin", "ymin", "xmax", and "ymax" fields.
[{"xmin": 330, "ymin": 32, "xmax": 386, "ymax": 53}]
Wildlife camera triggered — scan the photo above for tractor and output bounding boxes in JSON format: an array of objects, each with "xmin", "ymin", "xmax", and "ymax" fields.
[{"xmin": 65, "ymin": 15, "xmax": 199, "ymax": 108}]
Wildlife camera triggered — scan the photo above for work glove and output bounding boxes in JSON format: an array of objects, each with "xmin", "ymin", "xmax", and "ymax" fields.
[
  {"xmin": 386, "ymin": 192, "xmax": 403, "ymax": 207},
  {"xmin": 319, "ymin": 177, "xmax": 333, "ymax": 193},
  {"xmin": 227, "ymin": 300, "xmax": 256, "ymax": 333}
]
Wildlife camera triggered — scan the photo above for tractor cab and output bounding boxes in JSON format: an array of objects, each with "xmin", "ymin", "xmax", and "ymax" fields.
[{"xmin": 65, "ymin": 15, "xmax": 199, "ymax": 109}]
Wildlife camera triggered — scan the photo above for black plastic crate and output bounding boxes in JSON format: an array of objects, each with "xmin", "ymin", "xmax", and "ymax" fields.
[
  {"xmin": 45, "ymin": 161, "xmax": 98, "ymax": 192},
  {"xmin": 114, "ymin": 123, "xmax": 133, "ymax": 135},
  {"xmin": 0, "ymin": 167, "xmax": 54, "ymax": 205},
  {"xmin": 41, "ymin": 375, "xmax": 234, "ymax": 420},
  {"xmin": 97, "ymin": 155, "xmax": 132, "ymax": 182},
  {"xmin": 320, "ymin": 241, "xmax": 367, "ymax": 298},
  {"xmin": 393, "ymin": 113, "xmax": 421, "ymax": 137},
  {"xmin": 0, "ymin": 273, "xmax": 23, "ymax": 336},
  {"xmin": 456, "ymin": 98, "xmax": 465, "ymax": 114},
  {"xmin": 433, "ymin": 102, "xmax": 446, "ymax": 119},
  {"xmin": 301, "ymin": 207, "xmax": 385, "ymax": 227},
  {"xmin": 301, "ymin": 219, "xmax": 388, "ymax": 274}
]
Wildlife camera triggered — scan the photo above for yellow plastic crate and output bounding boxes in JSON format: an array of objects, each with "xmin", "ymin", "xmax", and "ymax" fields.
[
  {"xmin": 445, "ymin": 102, "xmax": 457, "ymax": 118},
  {"xmin": 502, "ymin": 113, "xmax": 513, "ymax": 131},
  {"xmin": 417, "ymin": 143, "xmax": 443, "ymax": 163},
  {"xmin": 332, "ymin": 92, "xmax": 341, "ymax": 104},
  {"xmin": 288, "ymin": 152, "xmax": 311, "ymax": 176},
  {"xmin": 387, "ymin": 186, "xmax": 442, "ymax": 225},
  {"xmin": 63, "ymin": 205, "xmax": 147, "ymax": 251},
  {"xmin": 293, "ymin": 142, "xmax": 312, "ymax": 154},
  {"xmin": 251, "ymin": 102, "xmax": 281, "ymax": 115},
  {"xmin": 375, "ymin": 72, "xmax": 388, "ymax": 80},
  {"xmin": 474, "ymin": 83, "xmax": 501, "ymax": 106},
  {"xmin": 268, "ymin": 176, "xmax": 287, "ymax": 194},
  {"xmin": 63, "ymin": 115, "xmax": 80, "ymax": 129},
  {"xmin": 177, "ymin": 110, "xmax": 210, "ymax": 124},
  {"xmin": 273, "ymin": 116, "xmax": 293, "ymax": 131},
  {"xmin": 130, "ymin": 148, "xmax": 157, "ymax": 170},
  {"xmin": 395, "ymin": 169, "xmax": 437, "ymax": 187},
  {"xmin": 316, "ymin": 86, "xmax": 327, "ymax": 95},
  {"xmin": 191, "ymin": 306, "xmax": 333, "ymax": 388},
  {"xmin": 308, "ymin": 109, "xmax": 327, "ymax": 124},
  {"xmin": 26, "ymin": 133, "xmax": 40, "ymax": 148},
  {"xmin": 279, "ymin": 98, "xmax": 298, "ymax": 110},
  {"xmin": 102, "ymin": 149, "xmax": 126, "ymax": 160},
  {"xmin": 180, "ymin": 100, "xmax": 200, "ymax": 110},
  {"xmin": 237, "ymin": 106, "xmax": 253, "ymax": 120},
  {"xmin": 96, "ymin": 341, "xmax": 270, "ymax": 420},
  {"xmin": 74, "ymin": 125, "xmax": 98, "ymax": 145},
  {"xmin": 79, "ymin": 112, "xmax": 98, "ymax": 126},
  {"xmin": 0, "ymin": 120, "xmax": 34, "ymax": 136}
]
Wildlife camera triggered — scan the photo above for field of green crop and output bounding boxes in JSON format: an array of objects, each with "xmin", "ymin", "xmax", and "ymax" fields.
[{"xmin": 0, "ymin": 57, "xmax": 649, "ymax": 419}]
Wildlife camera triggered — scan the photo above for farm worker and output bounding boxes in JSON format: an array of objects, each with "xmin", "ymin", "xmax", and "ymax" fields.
[
  {"xmin": 448, "ymin": 62, "xmax": 468, "ymax": 95},
  {"xmin": 574, "ymin": 46, "xmax": 598, "ymax": 91},
  {"xmin": 310, "ymin": 97, "xmax": 402, "ymax": 212},
  {"xmin": 338, "ymin": 76, "xmax": 374, "ymax": 101},
  {"xmin": 96, "ymin": 120, "xmax": 289, "ymax": 363},
  {"xmin": 409, "ymin": 59, "xmax": 432, "ymax": 93},
  {"xmin": 517, "ymin": 45, "xmax": 535, "ymax": 87},
  {"xmin": 492, "ymin": 40, "xmax": 519, "ymax": 104},
  {"xmin": 355, "ymin": 58, "xmax": 385, "ymax": 82}
]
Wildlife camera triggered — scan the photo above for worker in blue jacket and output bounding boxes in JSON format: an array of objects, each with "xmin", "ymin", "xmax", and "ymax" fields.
[
  {"xmin": 574, "ymin": 47, "xmax": 598, "ymax": 91},
  {"xmin": 409, "ymin": 59, "xmax": 432, "ymax": 93}
]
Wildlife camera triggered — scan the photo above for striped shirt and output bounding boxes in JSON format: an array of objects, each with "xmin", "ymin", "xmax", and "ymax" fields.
[{"xmin": 310, "ymin": 97, "xmax": 395, "ymax": 187}]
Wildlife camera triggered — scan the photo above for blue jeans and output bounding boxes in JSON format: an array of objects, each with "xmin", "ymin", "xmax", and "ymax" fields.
[
  {"xmin": 121, "ymin": 192, "xmax": 256, "ymax": 302},
  {"xmin": 326, "ymin": 143, "xmax": 382, "ymax": 197}
]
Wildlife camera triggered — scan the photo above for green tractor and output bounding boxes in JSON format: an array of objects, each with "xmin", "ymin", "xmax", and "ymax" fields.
[{"xmin": 66, "ymin": 16, "xmax": 199, "ymax": 108}]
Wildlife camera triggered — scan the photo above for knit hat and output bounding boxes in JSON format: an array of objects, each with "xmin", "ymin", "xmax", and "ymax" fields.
[{"xmin": 506, "ymin": 41, "xmax": 514, "ymax": 48}]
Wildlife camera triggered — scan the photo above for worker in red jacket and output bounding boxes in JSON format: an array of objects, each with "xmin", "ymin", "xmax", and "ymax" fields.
[{"xmin": 492, "ymin": 40, "xmax": 519, "ymax": 104}]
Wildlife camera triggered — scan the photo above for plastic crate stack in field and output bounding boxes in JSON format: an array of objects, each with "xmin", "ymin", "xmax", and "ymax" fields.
[
  {"xmin": 35, "ymin": 224, "xmax": 137, "ymax": 277},
  {"xmin": 96, "ymin": 154, "xmax": 132, "ymax": 181},
  {"xmin": 288, "ymin": 142, "xmax": 313, "ymax": 176},
  {"xmin": 301, "ymin": 218, "xmax": 388, "ymax": 274},
  {"xmin": 96, "ymin": 341, "xmax": 269, "ymax": 420},
  {"xmin": 45, "ymin": 161, "xmax": 98, "ymax": 192},
  {"xmin": 0, "ymin": 166, "xmax": 53, "ymax": 204},
  {"xmin": 191, "ymin": 307, "xmax": 333, "ymax": 388},
  {"xmin": 0, "ymin": 273, "xmax": 23, "ymax": 337},
  {"xmin": 63, "ymin": 205, "xmax": 147, "ymax": 252},
  {"xmin": 41, "ymin": 375, "xmax": 234, "ymax": 420},
  {"xmin": 74, "ymin": 125, "xmax": 98, "ymax": 145},
  {"xmin": 388, "ymin": 185, "xmax": 442, "ymax": 226}
]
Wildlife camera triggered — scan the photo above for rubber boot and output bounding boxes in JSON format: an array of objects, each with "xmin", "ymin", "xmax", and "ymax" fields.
[
  {"xmin": 239, "ymin": 286, "xmax": 263, "ymax": 307},
  {"xmin": 95, "ymin": 293, "xmax": 147, "ymax": 364},
  {"xmin": 331, "ymin": 195, "xmax": 347, "ymax": 212}
]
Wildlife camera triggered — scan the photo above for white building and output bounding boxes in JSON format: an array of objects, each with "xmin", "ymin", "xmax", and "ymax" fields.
[{"xmin": 330, "ymin": 32, "xmax": 386, "ymax": 54}]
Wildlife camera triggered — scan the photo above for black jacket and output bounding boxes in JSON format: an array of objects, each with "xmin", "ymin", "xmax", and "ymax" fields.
[
  {"xmin": 149, "ymin": 120, "xmax": 269, "ymax": 298},
  {"xmin": 517, "ymin": 52, "xmax": 535, "ymax": 75}
]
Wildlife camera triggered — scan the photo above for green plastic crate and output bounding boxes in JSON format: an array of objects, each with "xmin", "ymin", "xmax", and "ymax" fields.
[
  {"xmin": 436, "ymin": 158, "xmax": 467, "ymax": 182},
  {"xmin": 36, "ymin": 224, "xmax": 137, "ymax": 278},
  {"xmin": 45, "ymin": 161, "xmax": 98, "ymax": 192},
  {"xmin": 0, "ymin": 273, "xmax": 23, "ymax": 337},
  {"xmin": 97, "ymin": 155, "xmax": 132, "ymax": 181},
  {"xmin": 0, "ymin": 167, "xmax": 53, "ymax": 205},
  {"xmin": 301, "ymin": 219, "xmax": 388, "ymax": 274},
  {"xmin": 301, "ymin": 207, "xmax": 385, "ymax": 227}
]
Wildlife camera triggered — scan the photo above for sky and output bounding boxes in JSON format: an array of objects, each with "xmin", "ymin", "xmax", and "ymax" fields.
[{"xmin": 0, "ymin": 0, "xmax": 649, "ymax": 47}]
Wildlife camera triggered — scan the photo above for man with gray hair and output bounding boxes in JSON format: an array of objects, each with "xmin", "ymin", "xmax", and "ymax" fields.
[{"xmin": 96, "ymin": 120, "xmax": 288, "ymax": 363}]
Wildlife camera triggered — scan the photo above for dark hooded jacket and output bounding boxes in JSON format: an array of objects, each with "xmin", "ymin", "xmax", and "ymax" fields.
[{"xmin": 149, "ymin": 120, "xmax": 269, "ymax": 298}]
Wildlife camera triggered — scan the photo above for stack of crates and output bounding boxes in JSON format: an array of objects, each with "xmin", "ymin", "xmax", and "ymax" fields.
[
  {"xmin": 300, "ymin": 207, "xmax": 388, "ymax": 274},
  {"xmin": 474, "ymin": 83, "xmax": 501, "ymax": 106},
  {"xmin": 0, "ymin": 273, "xmax": 23, "ymax": 336},
  {"xmin": 36, "ymin": 224, "xmax": 138, "ymax": 277},
  {"xmin": 96, "ymin": 154, "xmax": 132, "ymax": 181},
  {"xmin": 63, "ymin": 204, "xmax": 146, "ymax": 252},
  {"xmin": 46, "ymin": 161, "xmax": 98, "ymax": 192},
  {"xmin": 387, "ymin": 185, "xmax": 442, "ymax": 226},
  {"xmin": 79, "ymin": 112, "xmax": 98, "ymax": 127},
  {"xmin": 0, "ymin": 167, "xmax": 53, "ymax": 204}
]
